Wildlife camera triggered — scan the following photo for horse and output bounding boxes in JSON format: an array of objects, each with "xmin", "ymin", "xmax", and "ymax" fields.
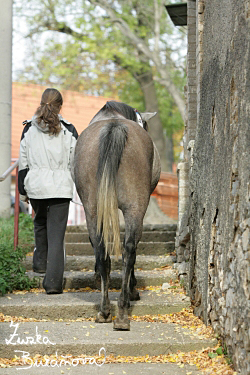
[{"xmin": 73, "ymin": 101, "xmax": 161, "ymax": 331}]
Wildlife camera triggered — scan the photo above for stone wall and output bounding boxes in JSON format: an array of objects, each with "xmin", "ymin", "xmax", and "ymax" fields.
[
  {"xmin": 186, "ymin": 0, "xmax": 197, "ymax": 145},
  {"xmin": 187, "ymin": 1, "xmax": 250, "ymax": 373},
  {"xmin": 175, "ymin": 0, "xmax": 199, "ymax": 287}
]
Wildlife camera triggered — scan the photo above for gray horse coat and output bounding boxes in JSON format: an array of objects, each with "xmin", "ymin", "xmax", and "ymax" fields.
[{"xmin": 74, "ymin": 101, "xmax": 161, "ymax": 330}]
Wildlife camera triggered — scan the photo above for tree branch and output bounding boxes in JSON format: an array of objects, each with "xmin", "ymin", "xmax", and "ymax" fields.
[
  {"xmin": 26, "ymin": 19, "xmax": 87, "ymax": 40},
  {"xmin": 89, "ymin": 0, "xmax": 185, "ymax": 120}
]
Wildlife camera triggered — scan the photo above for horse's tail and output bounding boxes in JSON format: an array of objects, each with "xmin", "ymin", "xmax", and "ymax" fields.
[{"xmin": 96, "ymin": 121, "xmax": 128, "ymax": 259}]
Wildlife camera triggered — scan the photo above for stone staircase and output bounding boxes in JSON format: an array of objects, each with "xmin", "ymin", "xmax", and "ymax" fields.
[
  {"xmin": 24, "ymin": 224, "xmax": 177, "ymax": 289},
  {"xmin": 0, "ymin": 224, "xmax": 217, "ymax": 374}
]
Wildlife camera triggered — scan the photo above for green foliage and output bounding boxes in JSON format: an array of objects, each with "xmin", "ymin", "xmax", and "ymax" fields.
[
  {"xmin": 208, "ymin": 346, "xmax": 227, "ymax": 360},
  {"xmin": 14, "ymin": 0, "xmax": 186, "ymax": 162},
  {"xmin": 216, "ymin": 347, "xmax": 224, "ymax": 356},
  {"xmin": 0, "ymin": 214, "xmax": 36, "ymax": 296},
  {"xmin": 179, "ymin": 277, "xmax": 185, "ymax": 288},
  {"xmin": 0, "ymin": 243, "xmax": 36, "ymax": 296},
  {"xmin": 156, "ymin": 81, "xmax": 184, "ymax": 136},
  {"xmin": 225, "ymin": 356, "xmax": 233, "ymax": 365},
  {"xmin": 0, "ymin": 213, "xmax": 34, "ymax": 246},
  {"xmin": 14, "ymin": 0, "xmax": 185, "ymax": 100},
  {"xmin": 18, "ymin": 213, "xmax": 35, "ymax": 245},
  {"xmin": 208, "ymin": 352, "xmax": 218, "ymax": 359},
  {"xmin": 118, "ymin": 74, "xmax": 144, "ymax": 112},
  {"xmin": 222, "ymin": 344, "xmax": 233, "ymax": 365}
]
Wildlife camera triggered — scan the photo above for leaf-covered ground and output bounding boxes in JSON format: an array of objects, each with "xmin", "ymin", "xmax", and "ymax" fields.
[{"xmin": 0, "ymin": 306, "xmax": 236, "ymax": 374}]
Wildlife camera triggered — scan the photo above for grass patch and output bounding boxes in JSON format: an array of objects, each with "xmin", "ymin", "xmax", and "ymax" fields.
[
  {"xmin": 0, "ymin": 213, "xmax": 34, "ymax": 246},
  {"xmin": 0, "ymin": 214, "xmax": 36, "ymax": 296}
]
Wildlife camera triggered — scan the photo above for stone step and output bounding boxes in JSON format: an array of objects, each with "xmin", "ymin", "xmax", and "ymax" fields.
[
  {"xmin": 66, "ymin": 223, "xmax": 177, "ymax": 233},
  {"xmin": 23, "ymin": 255, "xmax": 176, "ymax": 272},
  {"xmin": 65, "ymin": 241, "xmax": 175, "ymax": 256},
  {"xmin": 27, "ymin": 269, "xmax": 177, "ymax": 290},
  {"xmin": 25, "ymin": 242, "xmax": 175, "ymax": 256},
  {"xmin": 25, "ymin": 241, "xmax": 175, "ymax": 256},
  {"xmin": 1, "ymin": 222, "xmax": 219, "ymax": 373},
  {"xmin": 65, "ymin": 231, "xmax": 176, "ymax": 243},
  {"xmin": 0, "ymin": 290, "xmax": 190, "ymax": 320},
  {"xmin": 1, "ymin": 320, "xmax": 217, "ymax": 358},
  {"xmin": 0, "ymin": 363, "xmax": 202, "ymax": 375}
]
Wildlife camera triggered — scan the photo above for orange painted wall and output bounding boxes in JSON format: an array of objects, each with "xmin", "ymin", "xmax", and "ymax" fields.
[
  {"xmin": 11, "ymin": 83, "xmax": 178, "ymax": 219},
  {"xmin": 12, "ymin": 82, "xmax": 112, "ymax": 159},
  {"xmin": 152, "ymin": 172, "xmax": 178, "ymax": 220}
]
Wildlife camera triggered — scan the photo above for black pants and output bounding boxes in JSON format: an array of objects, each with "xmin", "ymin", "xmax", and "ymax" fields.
[{"xmin": 30, "ymin": 198, "xmax": 70, "ymax": 293}]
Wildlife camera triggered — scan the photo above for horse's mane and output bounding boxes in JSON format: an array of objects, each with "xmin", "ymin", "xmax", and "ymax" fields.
[
  {"xmin": 93, "ymin": 101, "xmax": 137, "ymax": 122},
  {"xmin": 90, "ymin": 101, "xmax": 148, "ymax": 131}
]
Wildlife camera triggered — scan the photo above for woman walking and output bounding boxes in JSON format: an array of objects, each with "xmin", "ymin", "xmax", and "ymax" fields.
[{"xmin": 18, "ymin": 88, "xmax": 78, "ymax": 294}]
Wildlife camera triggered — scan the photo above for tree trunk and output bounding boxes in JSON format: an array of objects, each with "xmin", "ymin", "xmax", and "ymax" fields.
[{"xmin": 135, "ymin": 70, "xmax": 173, "ymax": 172}]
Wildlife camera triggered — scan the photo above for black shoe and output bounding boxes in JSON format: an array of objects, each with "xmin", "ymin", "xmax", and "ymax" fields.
[{"xmin": 45, "ymin": 289, "xmax": 63, "ymax": 295}]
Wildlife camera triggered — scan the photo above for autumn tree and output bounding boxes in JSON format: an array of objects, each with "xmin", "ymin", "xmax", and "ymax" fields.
[{"xmin": 14, "ymin": 0, "xmax": 186, "ymax": 170}]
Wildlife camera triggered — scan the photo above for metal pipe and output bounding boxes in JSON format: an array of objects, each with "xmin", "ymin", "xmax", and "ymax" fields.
[
  {"xmin": 14, "ymin": 165, "xmax": 19, "ymax": 250},
  {"xmin": 0, "ymin": 159, "xmax": 20, "ymax": 250},
  {"xmin": 0, "ymin": 159, "xmax": 19, "ymax": 181}
]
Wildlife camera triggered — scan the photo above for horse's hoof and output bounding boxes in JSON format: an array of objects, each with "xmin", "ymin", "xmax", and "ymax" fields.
[
  {"xmin": 95, "ymin": 311, "xmax": 112, "ymax": 323},
  {"xmin": 129, "ymin": 289, "xmax": 140, "ymax": 301},
  {"xmin": 113, "ymin": 317, "xmax": 130, "ymax": 331}
]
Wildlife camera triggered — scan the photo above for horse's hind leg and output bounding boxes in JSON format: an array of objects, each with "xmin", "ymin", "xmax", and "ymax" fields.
[
  {"xmin": 95, "ymin": 239, "xmax": 112, "ymax": 323},
  {"xmin": 121, "ymin": 240, "xmax": 140, "ymax": 302},
  {"xmin": 89, "ymin": 236, "xmax": 111, "ymax": 292},
  {"xmin": 129, "ymin": 267, "xmax": 140, "ymax": 301},
  {"xmin": 113, "ymin": 218, "xmax": 143, "ymax": 331},
  {"xmin": 86, "ymin": 213, "xmax": 112, "ymax": 323}
]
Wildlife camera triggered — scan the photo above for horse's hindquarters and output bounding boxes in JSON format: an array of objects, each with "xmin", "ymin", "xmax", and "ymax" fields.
[{"xmin": 74, "ymin": 118, "xmax": 160, "ymax": 331}]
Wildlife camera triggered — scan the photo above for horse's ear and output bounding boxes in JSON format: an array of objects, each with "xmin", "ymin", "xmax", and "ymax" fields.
[{"xmin": 140, "ymin": 112, "xmax": 157, "ymax": 121}]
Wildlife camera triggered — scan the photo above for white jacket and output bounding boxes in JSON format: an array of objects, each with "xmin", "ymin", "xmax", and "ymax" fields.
[{"xmin": 18, "ymin": 115, "xmax": 78, "ymax": 201}]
